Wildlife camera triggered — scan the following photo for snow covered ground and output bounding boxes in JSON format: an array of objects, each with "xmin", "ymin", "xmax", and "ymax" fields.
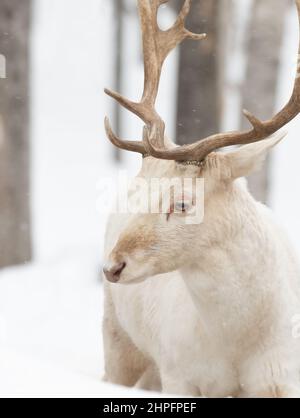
[
  {"xmin": 0, "ymin": 253, "xmax": 117, "ymax": 395},
  {"xmin": 0, "ymin": 260, "xmax": 97, "ymax": 394},
  {"xmin": 0, "ymin": 254, "xmax": 160, "ymax": 396},
  {"xmin": 1, "ymin": 0, "xmax": 300, "ymax": 396}
]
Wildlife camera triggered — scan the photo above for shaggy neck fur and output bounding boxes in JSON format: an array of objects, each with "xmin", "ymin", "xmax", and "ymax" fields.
[{"xmin": 180, "ymin": 180, "xmax": 280, "ymax": 344}]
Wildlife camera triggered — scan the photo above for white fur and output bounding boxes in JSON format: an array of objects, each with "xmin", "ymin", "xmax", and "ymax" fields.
[{"xmin": 102, "ymin": 133, "xmax": 300, "ymax": 398}]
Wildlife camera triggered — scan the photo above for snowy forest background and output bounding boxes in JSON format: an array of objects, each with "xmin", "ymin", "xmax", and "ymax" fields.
[{"xmin": 1, "ymin": 0, "xmax": 300, "ymax": 395}]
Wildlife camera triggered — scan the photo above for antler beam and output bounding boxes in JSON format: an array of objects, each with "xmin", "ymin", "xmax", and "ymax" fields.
[{"xmin": 104, "ymin": 0, "xmax": 206, "ymax": 154}]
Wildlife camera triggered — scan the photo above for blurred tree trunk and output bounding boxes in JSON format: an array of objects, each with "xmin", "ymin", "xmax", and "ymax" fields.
[
  {"xmin": 175, "ymin": 0, "xmax": 221, "ymax": 145},
  {"xmin": 0, "ymin": 0, "xmax": 32, "ymax": 268},
  {"xmin": 240, "ymin": 0, "xmax": 289, "ymax": 203},
  {"xmin": 112, "ymin": 0, "xmax": 124, "ymax": 162}
]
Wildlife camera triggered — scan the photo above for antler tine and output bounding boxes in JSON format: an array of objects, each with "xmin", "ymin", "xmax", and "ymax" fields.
[
  {"xmin": 146, "ymin": 0, "xmax": 300, "ymax": 162},
  {"xmin": 104, "ymin": 117, "xmax": 146, "ymax": 155},
  {"xmin": 104, "ymin": 0, "xmax": 206, "ymax": 154},
  {"xmin": 151, "ymin": 0, "xmax": 206, "ymax": 76},
  {"xmin": 139, "ymin": 0, "xmax": 206, "ymax": 105},
  {"xmin": 171, "ymin": 0, "xmax": 207, "ymax": 41}
]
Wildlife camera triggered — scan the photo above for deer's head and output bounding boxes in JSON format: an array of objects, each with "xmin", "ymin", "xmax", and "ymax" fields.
[{"xmin": 103, "ymin": 0, "xmax": 300, "ymax": 284}]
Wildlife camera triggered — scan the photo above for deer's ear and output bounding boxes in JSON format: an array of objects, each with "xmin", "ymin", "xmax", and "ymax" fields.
[{"xmin": 223, "ymin": 131, "xmax": 287, "ymax": 179}]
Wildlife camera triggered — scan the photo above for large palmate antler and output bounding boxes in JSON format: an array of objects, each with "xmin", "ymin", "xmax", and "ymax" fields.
[{"xmin": 105, "ymin": 0, "xmax": 300, "ymax": 163}]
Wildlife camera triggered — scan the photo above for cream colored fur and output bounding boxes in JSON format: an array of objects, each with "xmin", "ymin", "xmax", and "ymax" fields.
[{"xmin": 103, "ymin": 133, "xmax": 300, "ymax": 398}]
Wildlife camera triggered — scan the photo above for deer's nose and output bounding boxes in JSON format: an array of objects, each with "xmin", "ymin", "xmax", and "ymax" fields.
[{"xmin": 103, "ymin": 262, "xmax": 126, "ymax": 283}]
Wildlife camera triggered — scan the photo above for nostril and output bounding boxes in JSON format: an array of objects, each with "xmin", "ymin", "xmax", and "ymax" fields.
[
  {"xmin": 113, "ymin": 262, "xmax": 126, "ymax": 277},
  {"xmin": 103, "ymin": 262, "xmax": 126, "ymax": 283}
]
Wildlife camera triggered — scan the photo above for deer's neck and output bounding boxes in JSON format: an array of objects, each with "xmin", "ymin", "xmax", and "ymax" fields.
[{"xmin": 180, "ymin": 180, "xmax": 276, "ymax": 333}]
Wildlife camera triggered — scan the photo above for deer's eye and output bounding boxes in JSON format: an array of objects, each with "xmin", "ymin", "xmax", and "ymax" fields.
[{"xmin": 174, "ymin": 201, "xmax": 192, "ymax": 213}]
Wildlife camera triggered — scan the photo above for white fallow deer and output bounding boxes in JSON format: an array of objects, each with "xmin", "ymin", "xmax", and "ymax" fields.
[{"xmin": 102, "ymin": 0, "xmax": 300, "ymax": 398}]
